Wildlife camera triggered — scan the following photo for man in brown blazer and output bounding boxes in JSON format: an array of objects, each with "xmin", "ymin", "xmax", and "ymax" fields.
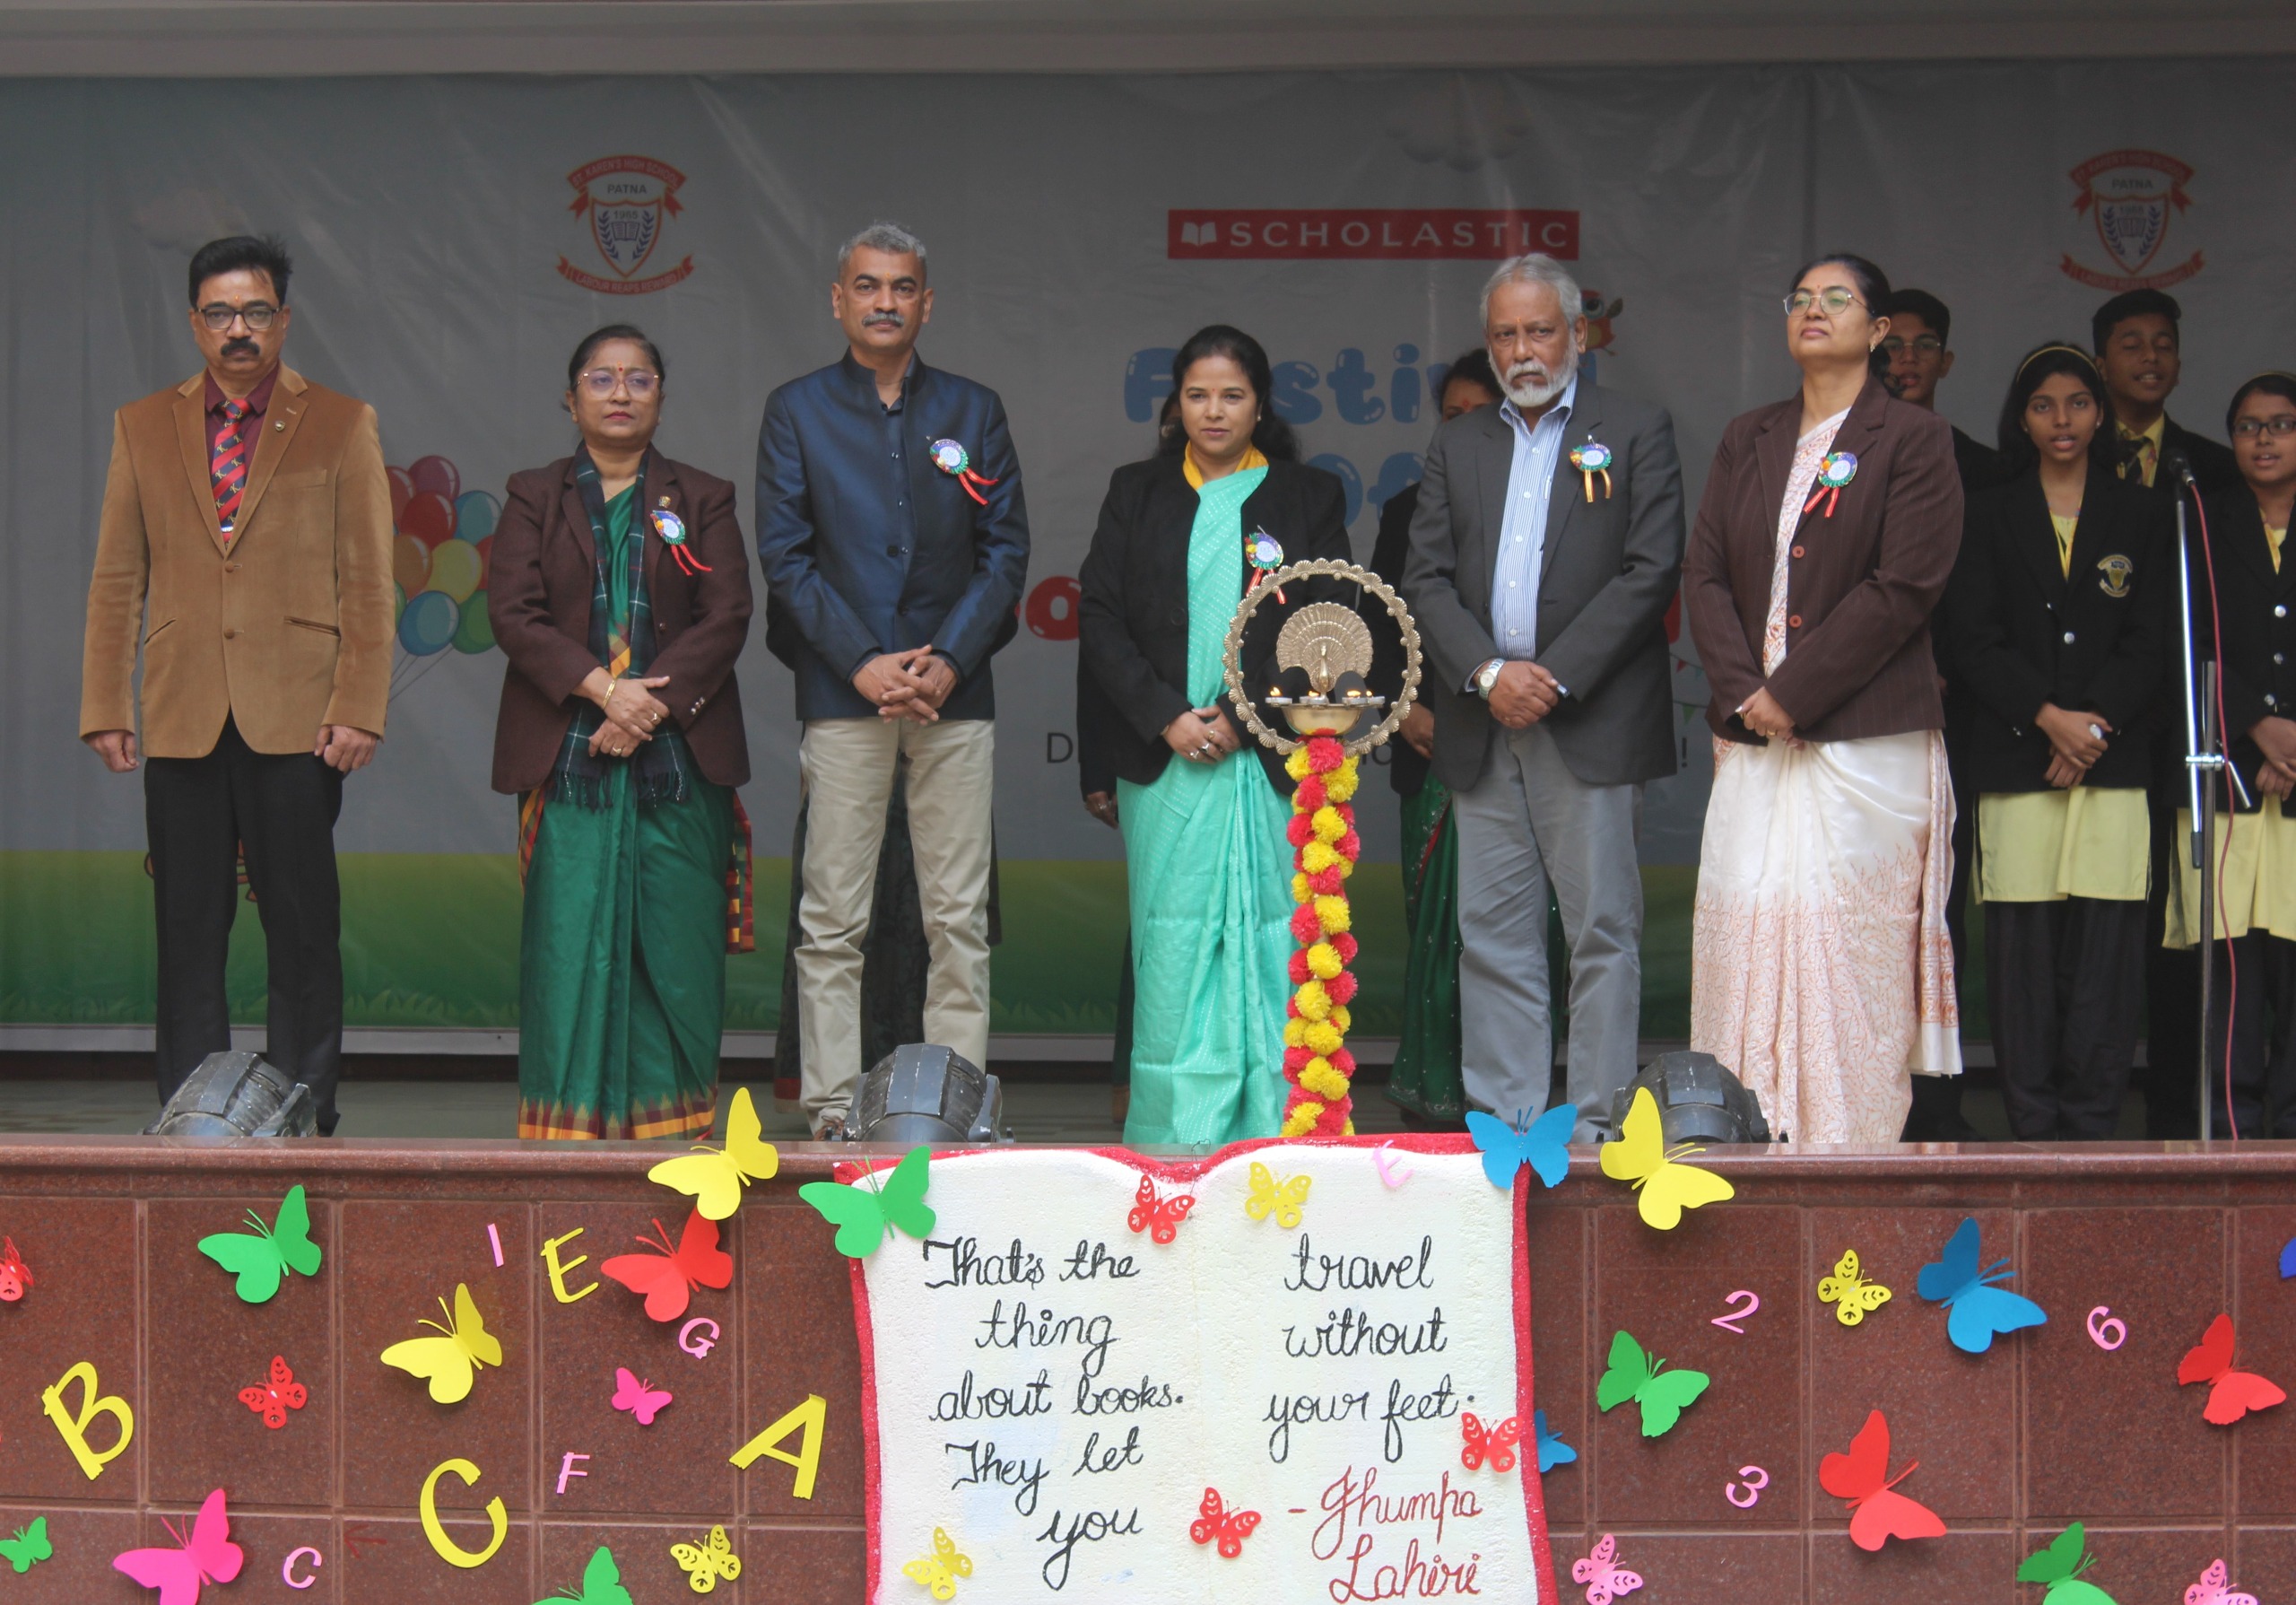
[{"xmin": 79, "ymin": 235, "xmax": 393, "ymax": 1133}]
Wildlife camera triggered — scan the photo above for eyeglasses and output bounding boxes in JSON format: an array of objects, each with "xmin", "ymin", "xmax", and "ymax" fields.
[
  {"xmin": 2234, "ymin": 416, "xmax": 2296, "ymax": 438},
  {"xmin": 198, "ymin": 302, "xmax": 279, "ymax": 332},
  {"xmin": 1879, "ymin": 336, "xmax": 1944, "ymax": 356},
  {"xmin": 1784, "ymin": 288, "xmax": 1864, "ymax": 318},
  {"xmin": 578, "ymin": 368, "xmax": 659, "ymax": 397}
]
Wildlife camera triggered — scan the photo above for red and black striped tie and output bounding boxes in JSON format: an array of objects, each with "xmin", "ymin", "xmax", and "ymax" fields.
[{"xmin": 212, "ymin": 397, "xmax": 249, "ymax": 536}]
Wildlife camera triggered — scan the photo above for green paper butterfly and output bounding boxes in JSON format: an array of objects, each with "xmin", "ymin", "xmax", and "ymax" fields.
[
  {"xmin": 1595, "ymin": 1329, "xmax": 1710, "ymax": 1438},
  {"xmin": 0, "ymin": 1516, "xmax": 51, "ymax": 1574},
  {"xmin": 2015, "ymin": 1522, "xmax": 2120, "ymax": 1603},
  {"xmin": 537, "ymin": 1544, "xmax": 632, "ymax": 1605},
  {"xmin": 798, "ymin": 1147, "xmax": 936, "ymax": 1258},
  {"xmin": 197, "ymin": 1184, "xmax": 323, "ymax": 1304}
]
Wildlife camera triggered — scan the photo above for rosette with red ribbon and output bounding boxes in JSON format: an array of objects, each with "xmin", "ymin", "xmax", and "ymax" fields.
[
  {"xmin": 650, "ymin": 505, "xmax": 711, "ymax": 576},
  {"xmin": 1804, "ymin": 450, "xmax": 1858, "ymax": 519},
  {"xmin": 929, "ymin": 439, "xmax": 1001, "ymax": 506}
]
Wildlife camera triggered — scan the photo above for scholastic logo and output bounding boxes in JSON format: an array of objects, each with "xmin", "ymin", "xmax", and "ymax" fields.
[
  {"xmin": 1170, "ymin": 209, "xmax": 1578, "ymax": 261},
  {"xmin": 2059, "ymin": 149, "xmax": 2203, "ymax": 292},
  {"xmin": 557, "ymin": 155, "xmax": 696, "ymax": 296}
]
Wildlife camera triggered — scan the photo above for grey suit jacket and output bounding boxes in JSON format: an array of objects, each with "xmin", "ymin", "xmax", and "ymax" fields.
[{"xmin": 1400, "ymin": 382, "xmax": 1684, "ymax": 791}]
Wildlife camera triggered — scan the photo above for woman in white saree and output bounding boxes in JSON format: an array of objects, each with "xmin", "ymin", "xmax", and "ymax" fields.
[{"xmin": 1682, "ymin": 254, "xmax": 1967, "ymax": 1143}]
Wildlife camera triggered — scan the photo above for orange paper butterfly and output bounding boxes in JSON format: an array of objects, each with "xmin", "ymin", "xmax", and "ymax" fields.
[
  {"xmin": 1460, "ymin": 1410, "xmax": 1522, "ymax": 1473},
  {"xmin": 0, "ymin": 1237, "xmax": 30, "ymax": 1303},
  {"xmin": 1126, "ymin": 1175, "xmax": 1195, "ymax": 1245},
  {"xmin": 239, "ymin": 1355, "xmax": 308, "ymax": 1430},
  {"xmin": 1188, "ymin": 1487, "xmax": 1260, "ymax": 1558}
]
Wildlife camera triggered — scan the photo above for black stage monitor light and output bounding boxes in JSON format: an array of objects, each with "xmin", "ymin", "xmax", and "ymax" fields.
[
  {"xmin": 144, "ymin": 1051, "xmax": 318, "ymax": 1138},
  {"xmin": 1607, "ymin": 1050, "xmax": 1772, "ymax": 1147},
  {"xmin": 839, "ymin": 1042, "xmax": 1012, "ymax": 1145}
]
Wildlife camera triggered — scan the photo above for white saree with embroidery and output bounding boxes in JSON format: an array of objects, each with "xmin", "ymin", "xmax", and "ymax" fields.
[{"xmin": 1689, "ymin": 412, "xmax": 1961, "ymax": 1144}]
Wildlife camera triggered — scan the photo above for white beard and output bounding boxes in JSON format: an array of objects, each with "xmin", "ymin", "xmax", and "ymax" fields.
[{"xmin": 1503, "ymin": 356, "xmax": 1576, "ymax": 410}]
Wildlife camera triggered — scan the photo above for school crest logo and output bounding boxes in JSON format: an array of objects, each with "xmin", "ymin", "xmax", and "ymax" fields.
[
  {"xmin": 2096, "ymin": 554, "xmax": 2135, "ymax": 598},
  {"xmin": 2060, "ymin": 150, "xmax": 2203, "ymax": 292},
  {"xmin": 556, "ymin": 155, "xmax": 696, "ymax": 295}
]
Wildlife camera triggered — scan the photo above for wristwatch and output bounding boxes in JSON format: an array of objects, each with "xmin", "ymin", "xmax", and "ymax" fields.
[{"xmin": 1474, "ymin": 659, "xmax": 1505, "ymax": 701}]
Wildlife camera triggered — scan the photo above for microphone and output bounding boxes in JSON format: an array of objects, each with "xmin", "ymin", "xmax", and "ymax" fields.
[{"xmin": 2162, "ymin": 446, "xmax": 2199, "ymax": 490}]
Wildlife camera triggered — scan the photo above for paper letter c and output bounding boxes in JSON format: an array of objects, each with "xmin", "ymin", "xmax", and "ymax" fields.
[
  {"xmin": 420, "ymin": 1458, "xmax": 509, "ymax": 1568},
  {"xmin": 283, "ymin": 1547, "xmax": 322, "ymax": 1589}
]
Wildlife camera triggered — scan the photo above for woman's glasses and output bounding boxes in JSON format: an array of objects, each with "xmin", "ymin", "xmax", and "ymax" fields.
[
  {"xmin": 1784, "ymin": 288, "xmax": 1863, "ymax": 318},
  {"xmin": 2232, "ymin": 416, "xmax": 2296, "ymax": 439},
  {"xmin": 578, "ymin": 368, "xmax": 659, "ymax": 397}
]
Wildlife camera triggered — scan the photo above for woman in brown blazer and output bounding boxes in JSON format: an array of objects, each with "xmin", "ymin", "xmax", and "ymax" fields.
[
  {"xmin": 488, "ymin": 324, "xmax": 754, "ymax": 1140},
  {"xmin": 1682, "ymin": 254, "xmax": 1964, "ymax": 1143}
]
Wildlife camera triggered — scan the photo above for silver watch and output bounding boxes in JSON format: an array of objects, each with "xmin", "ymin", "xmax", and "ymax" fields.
[{"xmin": 1475, "ymin": 659, "xmax": 1504, "ymax": 701}]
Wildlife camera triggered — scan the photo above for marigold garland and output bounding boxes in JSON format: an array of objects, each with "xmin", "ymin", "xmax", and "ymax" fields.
[{"xmin": 1281, "ymin": 736, "xmax": 1362, "ymax": 1137}]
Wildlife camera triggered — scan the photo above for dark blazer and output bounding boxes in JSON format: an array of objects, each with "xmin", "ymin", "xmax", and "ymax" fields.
[
  {"xmin": 2193, "ymin": 486, "xmax": 2296, "ymax": 810},
  {"xmin": 1401, "ymin": 381, "xmax": 1685, "ymax": 792},
  {"xmin": 1684, "ymin": 378, "xmax": 1962, "ymax": 744},
  {"xmin": 1078, "ymin": 454, "xmax": 1352, "ymax": 792},
  {"xmin": 754, "ymin": 352, "xmax": 1030, "ymax": 722},
  {"xmin": 2138, "ymin": 416, "xmax": 2242, "ymax": 499},
  {"xmin": 1952, "ymin": 425, "xmax": 2013, "ymax": 496},
  {"xmin": 1944, "ymin": 465, "xmax": 2171, "ymax": 793},
  {"xmin": 1368, "ymin": 480, "xmax": 1431, "ymax": 798},
  {"xmin": 487, "ymin": 448, "xmax": 752, "ymax": 794}
]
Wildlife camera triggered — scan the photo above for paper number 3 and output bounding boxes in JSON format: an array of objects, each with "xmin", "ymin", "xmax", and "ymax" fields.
[
  {"xmin": 1725, "ymin": 1467, "xmax": 1769, "ymax": 1507},
  {"xmin": 1711, "ymin": 1290, "xmax": 1761, "ymax": 1334}
]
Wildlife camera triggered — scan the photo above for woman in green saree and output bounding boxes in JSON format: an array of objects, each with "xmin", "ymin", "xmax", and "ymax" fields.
[
  {"xmin": 488, "ymin": 326, "xmax": 755, "ymax": 1138},
  {"xmin": 1079, "ymin": 326, "xmax": 1352, "ymax": 1144}
]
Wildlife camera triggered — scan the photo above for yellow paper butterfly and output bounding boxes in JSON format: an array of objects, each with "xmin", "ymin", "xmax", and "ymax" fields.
[
  {"xmin": 1244, "ymin": 1162, "xmax": 1312, "ymax": 1230},
  {"xmin": 1598, "ymin": 1086, "xmax": 1735, "ymax": 1231},
  {"xmin": 1816, "ymin": 1248, "xmax": 1892, "ymax": 1326},
  {"xmin": 648, "ymin": 1086, "xmax": 781, "ymax": 1220},
  {"xmin": 379, "ymin": 1282, "xmax": 501, "ymax": 1404},
  {"xmin": 669, "ymin": 1524, "xmax": 743, "ymax": 1594},
  {"xmin": 901, "ymin": 1527, "xmax": 974, "ymax": 1600}
]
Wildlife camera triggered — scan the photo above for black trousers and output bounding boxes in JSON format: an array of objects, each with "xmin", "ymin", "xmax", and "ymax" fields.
[
  {"xmin": 2196, "ymin": 933, "xmax": 2296, "ymax": 1139},
  {"xmin": 2143, "ymin": 774, "xmax": 2202, "ymax": 1136},
  {"xmin": 1987, "ymin": 896, "xmax": 2144, "ymax": 1139},
  {"xmin": 144, "ymin": 718, "xmax": 344, "ymax": 1129}
]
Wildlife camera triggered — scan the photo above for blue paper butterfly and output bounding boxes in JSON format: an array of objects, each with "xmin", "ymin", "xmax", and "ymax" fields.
[
  {"xmin": 1916, "ymin": 1216, "xmax": 2047, "ymax": 1354},
  {"xmin": 1465, "ymin": 1106, "xmax": 1575, "ymax": 1191},
  {"xmin": 1534, "ymin": 1409, "xmax": 1576, "ymax": 1474},
  {"xmin": 2280, "ymin": 1235, "xmax": 2295, "ymax": 1280}
]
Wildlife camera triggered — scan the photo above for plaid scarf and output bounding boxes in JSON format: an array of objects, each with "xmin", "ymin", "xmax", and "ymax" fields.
[{"xmin": 553, "ymin": 447, "xmax": 691, "ymax": 809}]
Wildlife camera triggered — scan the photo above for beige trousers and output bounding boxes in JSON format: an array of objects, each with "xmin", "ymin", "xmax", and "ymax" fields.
[{"xmin": 795, "ymin": 716, "xmax": 995, "ymax": 1125}]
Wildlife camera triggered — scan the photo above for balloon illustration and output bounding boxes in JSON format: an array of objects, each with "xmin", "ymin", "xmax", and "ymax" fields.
[
  {"xmin": 427, "ymin": 540, "xmax": 483, "ymax": 604},
  {"xmin": 408, "ymin": 454, "xmax": 461, "ymax": 503},
  {"xmin": 398, "ymin": 589, "xmax": 460, "ymax": 656},
  {"xmin": 452, "ymin": 600, "xmax": 495, "ymax": 656},
  {"xmin": 393, "ymin": 534, "xmax": 431, "ymax": 598},
  {"xmin": 387, "ymin": 455, "xmax": 500, "ymax": 691},
  {"xmin": 399, "ymin": 491, "xmax": 456, "ymax": 549},
  {"xmin": 453, "ymin": 491, "xmax": 500, "ymax": 543}
]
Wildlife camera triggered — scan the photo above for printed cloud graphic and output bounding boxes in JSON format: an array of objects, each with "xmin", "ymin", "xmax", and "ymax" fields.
[{"xmin": 1384, "ymin": 78, "xmax": 1535, "ymax": 172}]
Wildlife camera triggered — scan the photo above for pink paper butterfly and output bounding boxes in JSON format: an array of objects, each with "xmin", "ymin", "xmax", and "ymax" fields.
[
  {"xmin": 2186, "ymin": 1557, "xmax": 2259, "ymax": 1605},
  {"xmin": 115, "ymin": 1487, "xmax": 244, "ymax": 1605},
  {"xmin": 1570, "ymin": 1533, "xmax": 1643, "ymax": 1605},
  {"xmin": 612, "ymin": 1366, "xmax": 674, "ymax": 1426}
]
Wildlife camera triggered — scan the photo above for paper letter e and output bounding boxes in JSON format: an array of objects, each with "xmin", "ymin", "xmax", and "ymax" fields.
[{"xmin": 42, "ymin": 1361, "xmax": 134, "ymax": 1481}]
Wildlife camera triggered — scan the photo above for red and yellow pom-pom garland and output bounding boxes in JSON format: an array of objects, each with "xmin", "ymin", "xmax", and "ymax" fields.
[{"xmin": 1281, "ymin": 735, "xmax": 1363, "ymax": 1138}]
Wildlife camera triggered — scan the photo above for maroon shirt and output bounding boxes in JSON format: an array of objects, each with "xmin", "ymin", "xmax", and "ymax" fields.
[{"xmin": 203, "ymin": 366, "xmax": 279, "ymax": 464}]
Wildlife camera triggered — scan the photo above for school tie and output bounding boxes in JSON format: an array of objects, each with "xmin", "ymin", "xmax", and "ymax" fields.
[{"xmin": 212, "ymin": 397, "xmax": 249, "ymax": 536}]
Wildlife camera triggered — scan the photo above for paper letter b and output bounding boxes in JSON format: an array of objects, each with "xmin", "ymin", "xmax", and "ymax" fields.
[{"xmin": 42, "ymin": 1361, "xmax": 135, "ymax": 1481}]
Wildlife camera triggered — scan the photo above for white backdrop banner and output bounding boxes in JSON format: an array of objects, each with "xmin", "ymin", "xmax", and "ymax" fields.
[{"xmin": 3, "ymin": 63, "xmax": 2291, "ymax": 1024}]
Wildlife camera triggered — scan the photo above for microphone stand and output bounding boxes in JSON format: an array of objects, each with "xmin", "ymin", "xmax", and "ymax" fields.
[{"xmin": 2170, "ymin": 451, "xmax": 2248, "ymax": 1142}]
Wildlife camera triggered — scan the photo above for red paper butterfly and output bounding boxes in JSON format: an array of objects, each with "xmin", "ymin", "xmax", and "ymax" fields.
[
  {"xmin": 1126, "ymin": 1175, "xmax": 1195, "ymax": 1245},
  {"xmin": 601, "ymin": 1209, "xmax": 734, "ymax": 1322},
  {"xmin": 238, "ymin": 1355, "xmax": 308, "ymax": 1431},
  {"xmin": 1188, "ymin": 1487, "xmax": 1260, "ymax": 1558},
  {"xmin": 1460, "ymin": 1410, "xmax": 1522, "ymax": 1473},
  {"xmin": 0, "ymin": 1237, "xmax": 30, "ymax": 1303},
  {"xmin": 1818, "ymin": 1409, "xmax": 1945, "ymax": 1550},
  {"xmin": 2178, "ymin": 1313, "xmax": 2287, "ymax": 1426}
]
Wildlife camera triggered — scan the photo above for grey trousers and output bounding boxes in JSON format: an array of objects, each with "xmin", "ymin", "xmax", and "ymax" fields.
[{"xmin": 1452, "ymin": 722, "xmax": 1643, "ymax": 1140}]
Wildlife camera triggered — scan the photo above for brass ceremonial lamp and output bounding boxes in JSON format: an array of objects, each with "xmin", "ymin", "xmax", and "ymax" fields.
[{"xmin": 1222, "ymin": 562, "xmax": 1422, "ymax": 1138}]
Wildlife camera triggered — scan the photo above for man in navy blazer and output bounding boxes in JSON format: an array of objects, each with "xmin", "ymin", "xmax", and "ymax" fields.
[{"xmin": 756, "ymin": 222, "xmax": 1030, "ymax": 1138}]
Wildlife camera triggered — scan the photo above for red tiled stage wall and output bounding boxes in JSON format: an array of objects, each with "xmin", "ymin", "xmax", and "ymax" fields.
[{"xmin": 0, "ymin": 1140, "xmax": 2288, "ymax": 1602}]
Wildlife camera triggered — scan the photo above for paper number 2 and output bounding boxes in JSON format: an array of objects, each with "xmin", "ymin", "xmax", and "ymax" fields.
[{"xmin": 1711, "ymin": 1290, "xmax": 1761, "ymax": 1334}]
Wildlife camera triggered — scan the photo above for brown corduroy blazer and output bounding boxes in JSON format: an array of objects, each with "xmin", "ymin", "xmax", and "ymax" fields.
[
  {"xmin": 1683, "ymin": 377, "xmax": 1963, "ymax": 745},
  {"xmin": 80, "ymin": 366, "xmax": 395, "ymax": 756},
  {"xmin": 486, "ymin": 449, "xmax": 752, "ymax": 795}
]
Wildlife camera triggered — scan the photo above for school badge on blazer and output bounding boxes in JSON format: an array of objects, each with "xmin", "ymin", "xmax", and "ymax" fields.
[{"xmin": 2095, "ymin": 554, "xmax": 2135, "ymax": 598}]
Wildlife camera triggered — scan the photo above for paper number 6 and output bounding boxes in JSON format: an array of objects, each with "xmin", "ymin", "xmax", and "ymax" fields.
[
  {"xmin": 1711, "ymin": 1290, "xmax": 1761, "ymax": 1335},
  {"xmin": 1725, "ymin": 1466, "xmax": 1769, "ymax": 1507},
  {"xmin": 2085, "ymin": 1305, "xmax": 2127, "ymax": 1351}
]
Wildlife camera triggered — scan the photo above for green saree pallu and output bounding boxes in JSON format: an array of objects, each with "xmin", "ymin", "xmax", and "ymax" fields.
[
  {"xmin": 1384, "ymin": 777, "xmax": 1465, "ymax": 1121},
  {"xmin": 517, "ymin": 473, "xmax": 737, "ymax": 1141},
  {"xmin": 1118, "ymin": 459, "xmax": 1292, "ymax": 1147}
]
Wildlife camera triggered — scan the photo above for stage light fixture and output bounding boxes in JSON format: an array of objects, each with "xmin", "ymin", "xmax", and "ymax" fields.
[
  {"xmin": 1607, "ymin": 1050, "xmax": 1772, "ymax": 1146},
  {"xmin": 836, "ymin": 1042, "xmax": 1012, "ymax": 1145},
  {"xmin": 144, "ymin": 1051, "xmax": 319, "ymax": 1138}
]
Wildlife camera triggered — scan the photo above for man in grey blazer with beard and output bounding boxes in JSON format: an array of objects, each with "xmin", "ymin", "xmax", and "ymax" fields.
[{"xmin": 1402, "ymin": 253, "xmax": 1684, "ymax": 1141}]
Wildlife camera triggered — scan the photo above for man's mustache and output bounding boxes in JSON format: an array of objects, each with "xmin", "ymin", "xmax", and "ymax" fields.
[
  {"xmin": 863, "ymin": 311, "xmax": 905, "ymax": 329},
  {"xmin": 222, "ymin": 338, "xmax": 259, "ymax": 357}
]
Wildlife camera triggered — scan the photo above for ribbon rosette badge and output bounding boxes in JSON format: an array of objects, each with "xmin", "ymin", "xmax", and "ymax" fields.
[
  {"xmin": 1805, "ymin": 450, "xmax": 1858, "ymax": 518},
  {"xmin": 1570, "ymin": 441, "xmax": 1614, "ymax": 502},
  {"xmin": 1247, "ymin": 528, "xmax": 1286, "ymax": 600},
  {"xmin": 650, "ymin": 502, "xmax": 711, "ymax": 577},
  {"xmin": 929, "ymin": 439, "xmax": 1001, "ymax": 506}
]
